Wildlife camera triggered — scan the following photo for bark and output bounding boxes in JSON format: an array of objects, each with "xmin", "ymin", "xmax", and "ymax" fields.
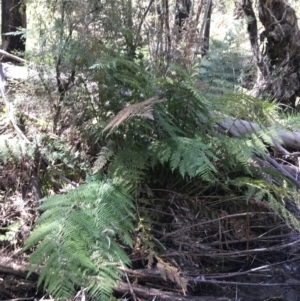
[
  {"xmin": 241, "ymin": 0, "xmax": 300, "ymax": 106},
  {"xmin": 1, "ymin": 0, "xmax": 26, "ymax": 54},
  {"xmin": 175, "ymin": 0, "xmax": 191, "ymax": 32},
  {"xmin": 215, "ymin": 112, "xmax": 300, "ymax": 187},
  {"xmin": 201, "ymin": 0, "xmax": 212, "ymax": 56},
  {"xmin": 158, "ymin": 0, "xmax": 165, "ymax": 53},
  {"xmin": 216, "ymin": 113, "xmax": 300, "ymax": 150},
  {"xmin": 164, "ymin": 0, "xmax": 171, "ymax": 52}
]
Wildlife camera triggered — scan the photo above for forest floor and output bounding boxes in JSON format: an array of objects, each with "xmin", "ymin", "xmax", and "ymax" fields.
[
  {"xmin": 2, "ymin": 185, "xmax": 300, "ymax": 301},
  {"xmin": 2, "ymin": 63, "xmax": 300, "ymax": 301},
  {"xmin": 0, "ymin": 192, "xmax": 41, "ymax": 299}
]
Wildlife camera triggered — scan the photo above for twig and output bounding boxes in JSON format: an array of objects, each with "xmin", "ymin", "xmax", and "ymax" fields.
[
  {"xmin": 134, "ymin": 0, "xmax": 154, "ymax": 48},
  {"xmin": 0, "ymin": 298, "xmax": 35, "ymax": 301},
  {"xmin": 200, "ymin": 256, "xmax": 300, "ymax": 280},
  {"xmin": 160, "ymin": 212, "xmax": 276, "ymax": 240},
  {"xmin": 189, "ymin": 277, "xmax": 300, "ymax": 286},
  {"xmin": 204, "ymin": 233, "xmax": 290, "ymax": 247},
  {"xmin": 163, "ymin": 237, "xmax": 300, "ymax": 258},
  {"xmin": 116, "ymin": 281, "xmax": 232, "ymax": 301},
  {"xmin": 124, "ymin": 256, "xmax": 300, "ymax": 282},
  {"xmin": 287, "ymin": 151, "xmax": 300, "ymax": 157},
  {"xmin": 265, "ymin": 6, "xmax": 285, "ymax": 37},
  {"xmin": 265, "ymin": 155, "xmax": 300, "ymax": 188},
  {"xmin": 123, "ymin": 263, "xmax": 137, "ymax": 301}
]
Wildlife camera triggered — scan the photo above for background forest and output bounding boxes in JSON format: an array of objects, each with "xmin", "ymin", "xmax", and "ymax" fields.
[{"xmin": 2, "ymin": 0, "xmax": 300, "ymax": 300}]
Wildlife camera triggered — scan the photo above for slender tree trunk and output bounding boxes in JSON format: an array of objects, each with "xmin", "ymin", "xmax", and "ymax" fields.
[
  {"xmin": 159, "ymin": 0, "xmax": 165, "ymax": 53},
  {"xmin": 175, "ymin": 0, "xmax": 191, "ymax": 34},
  {"xmin": 164, "ymin": 0, "xmax": 171, "ymax": 52},
  {"xmin": 201, "ymin": 0, "xmax": 212, "ymax": 56},
  {"xmin": 126, "ymin": 0, "xmax": 135, "ymax": 59},
  {"xmin": 1, "ymin": 0, "xmax": 26, "ymax": 54}
]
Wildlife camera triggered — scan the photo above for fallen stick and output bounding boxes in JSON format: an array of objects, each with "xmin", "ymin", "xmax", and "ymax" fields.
[
  {"xmin": 0, "ymin": 49, "xmax": 26, "ymax": 64},
  {"xmin": 115, "ymin": 281, "xmax": 233, "ymax": 301},
  {"xmin": 0, "ymin": 256, "xmax": 38, "ymax": 281}
]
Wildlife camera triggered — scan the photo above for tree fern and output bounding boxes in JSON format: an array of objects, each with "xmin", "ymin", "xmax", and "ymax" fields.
[
  {"xmin": 24, "ymin": 176, "xmax": 135, "ymax": 301},
  {"xmin": 94, "ymin": 58, "xmax": 293, "ymax": 194},
  {"xmin": 92, "ymin": 141, "xmax": 116, "ymax": 172},
  {"xmin": 199, "ymin": 40, "xmax": 244, "ymax": 99},
  {"xmin": 198, "ymin": 24, "xmax": 253, "ymax": 100},
  {"xmin": 22, "ymin": 48, "xmax": 300, "ymax": 301}
]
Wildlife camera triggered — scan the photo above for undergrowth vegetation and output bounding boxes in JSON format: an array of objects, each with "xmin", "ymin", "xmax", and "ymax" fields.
[
  {"xmin": 24, "ymin": 176, "xmax": 134, "ymax": 300},
  {"xmin": 2, "ymin": 0, "xmax": 300, "ymax": 300}
]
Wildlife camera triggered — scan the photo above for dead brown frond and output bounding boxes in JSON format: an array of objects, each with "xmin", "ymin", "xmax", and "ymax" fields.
[
  {"xmin": 157, "ymin": 258, "xmax": 187, "ymax": 293},
  {"xmin": 103, "ymin": 96, "xmax": 160, "ymax": 135}
]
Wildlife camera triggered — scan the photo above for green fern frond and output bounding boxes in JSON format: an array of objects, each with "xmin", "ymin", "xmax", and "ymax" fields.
[
  {"xmin": 91, "ymin": 57, "xmax": 152, "ymax": 97},
  {"xmin": 153, "ymin": 106, "xmax": 185, "ymax": 139},
  {"xmin": 210, "ymin": 133, "xmax": 267, "ymax": 174},
  {"xmin": 149, "ymin": 137, "xmax": 218, "ymax": 181},
  {"xmin": 108, "ymin": 146, "xmax": 148, "ymax": 194},
  {"xmin": 0, "ymin": 135, "xmax": 34, "ymax": 164},
  {"xmin": 277, "ymin": 111, "xmax": 300, "ymax": 132},
  {"xmin": 198, "ymin": 26, "xmax": 252, "ymax": 100},
  {"xmin": 212, "ymin": 93, "xmax": 279, "ymax": 125},
  {"xmin": 24, "ymin": 178, "xmax": 135, "ymax": 301},
  {"xmin": 231, "ymin": 176, "xmax": 300, "ymax": 229}
]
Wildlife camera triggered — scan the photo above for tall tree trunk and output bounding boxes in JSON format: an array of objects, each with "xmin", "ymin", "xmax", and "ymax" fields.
[
  {"xmin": 241, "ymin": 0, "xmax": 300, "ymax": 106},
  {"xmin": 201, "ymin": 0, "xmax": 212, "ymax": 56},
  {"xmin": 164, "ymin": 0, "xmax": 171, "ymax": 52},
  {"xmin": 1, "ymin": 0, "xmax": 26, "ymax": 54},
  {"xmin": 159, "ymin": 0, "xmax": 165, "ymax": 53},
  {"xmin": 175, "ymin": 0, "xmax": 191, "ymax": 34}
]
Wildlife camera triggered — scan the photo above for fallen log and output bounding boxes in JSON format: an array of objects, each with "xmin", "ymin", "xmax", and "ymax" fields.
[
  {"xmin": 215, "ymin": 113, "xmax": 300, "ymax": 188},
  {"xmin": 216, "ymin": 114, "xmax": 300, "ymax": 151}
]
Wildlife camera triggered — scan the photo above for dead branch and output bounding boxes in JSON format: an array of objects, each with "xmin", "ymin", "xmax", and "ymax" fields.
[
  {"xmin": 0, "ymin": 49, "xmax": 26, "ymax": 64},
  {"xmin": 0, "ymin": 256, "xmax": 38, "ymax": 281},
  {"xmin": 216, "ymin": 114, "xmax": 300, "ymax": 150},
  {"xmin": 115, "ymin": 281, "xmax": 233, "ymax": 301}
]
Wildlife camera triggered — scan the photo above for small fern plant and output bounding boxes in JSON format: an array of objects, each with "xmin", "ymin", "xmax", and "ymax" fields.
[
  {"xmin": 0, "ymin": 135, "xmax": 35, "ymax": 164},
  {"xmin": 24, "ymin": 175, "xmax": 135, "ymax": 301}
]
